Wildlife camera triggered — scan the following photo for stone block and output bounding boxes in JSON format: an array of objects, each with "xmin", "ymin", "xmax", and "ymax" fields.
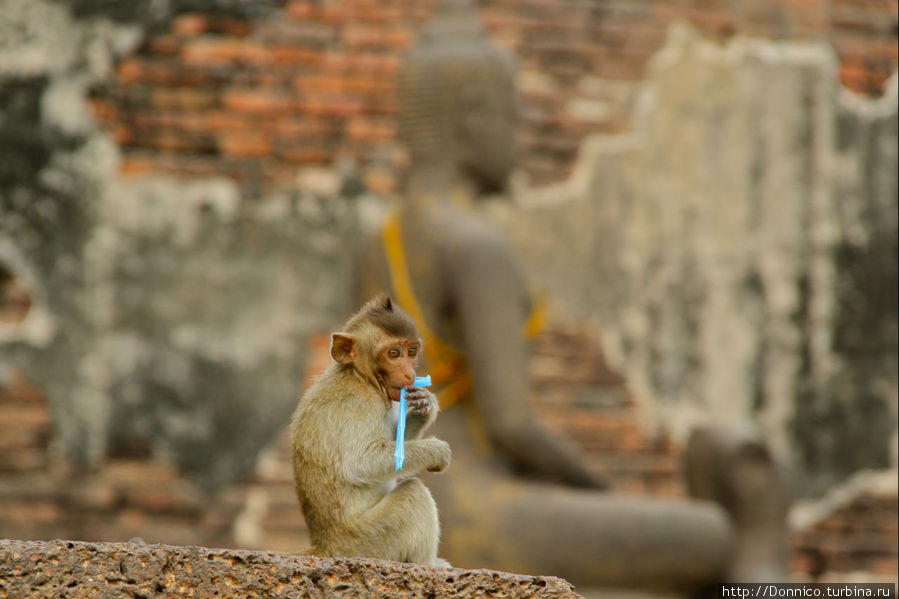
[{"xmin": 0, "ymin": 540, "xmax": 583, "ymax": 599}]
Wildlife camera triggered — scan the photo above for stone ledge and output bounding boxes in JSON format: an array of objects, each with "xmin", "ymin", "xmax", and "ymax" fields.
[{"xmin": 0, "ymin": 539, "xmax": 583, "ymax": 598}]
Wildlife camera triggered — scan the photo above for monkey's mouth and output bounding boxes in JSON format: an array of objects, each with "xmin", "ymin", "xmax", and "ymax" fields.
[{"xmin": 388, "ymin": 386, "xmax": 404, "ymax": 402}]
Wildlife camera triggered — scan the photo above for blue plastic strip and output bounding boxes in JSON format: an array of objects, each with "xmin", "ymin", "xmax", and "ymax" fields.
[{"xmin": 395, "ymin": 375, "xmax": 432, "ymax": 471}]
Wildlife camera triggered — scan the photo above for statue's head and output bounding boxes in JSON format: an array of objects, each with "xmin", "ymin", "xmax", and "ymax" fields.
[{"xmin": 398, "ymin": 0, "xmax": 518, "ymax": 193}]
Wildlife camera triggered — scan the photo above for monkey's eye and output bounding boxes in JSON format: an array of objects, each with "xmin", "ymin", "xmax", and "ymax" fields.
[
  {"xmin": 387, "ymin": 348, "xmax": 401, "ymax": 359},
  {"xmin": 408, "ymin": 347, "xmax": 419, "ymax": 357}
]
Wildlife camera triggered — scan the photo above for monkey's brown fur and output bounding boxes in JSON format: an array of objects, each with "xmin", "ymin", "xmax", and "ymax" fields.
[{"xmin": 290, "ymin": 295, "xmax": 451, "ymax": 565}]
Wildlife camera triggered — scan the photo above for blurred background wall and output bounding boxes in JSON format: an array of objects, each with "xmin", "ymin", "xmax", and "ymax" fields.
[{"xmin": 1, "ymin": 0, "xmax": 896, "ymax": 585}]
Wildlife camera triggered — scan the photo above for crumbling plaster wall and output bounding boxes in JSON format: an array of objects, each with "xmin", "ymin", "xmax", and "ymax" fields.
[
  {"xmin": 0, "ymin": 0, "xmax": 355, "ymax": 489},
  {"xmin": 495, "ymin": 24, "xmax": 898, "ymax": 496},
  {"xmin": 2, "ymin": 0, "xmax": 895, "ymax": 501}
]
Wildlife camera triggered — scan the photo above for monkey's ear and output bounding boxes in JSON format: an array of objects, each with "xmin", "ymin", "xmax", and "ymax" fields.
[
  {"xmin": 330, "ymin": 333, "xmax": 357, "ymax": 365},
  {"xmin": 382, "ymin": 295, "xmax": 393, "ymax": 311}
]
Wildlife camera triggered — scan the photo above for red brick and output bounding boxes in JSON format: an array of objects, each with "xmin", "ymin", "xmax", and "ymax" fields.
[
  {"xmin": 347, "ymin": 76, "xmax": 394, "ymax": 96},
  {"xmin": 151, "ymin": 88, "xmax": 218, "ymax": 110},
  {"xmin": 223, "ymin": 89, "xmax": 291, "ymax": 113},
  {"xmin": 0, "ymin": 425, "xmax": 44, "ymax": 450},
  {"xmin": 318, "ymin": 4, "xmax": 352, "ymax": 25},
  {"xmin": 218, "ymin": 130, "xmax": 273, "ymax": 158},
  {"xmin": 286, "ymin": 0, "xmax": 349, "ymax": 24},
  {"xmin": 296, "ymin": 75, "xmax": 346, "ymax": 94},
  {"xmin": 182, "ymin": 39, "xmax": 272, "ymax": 65},
  {"xmin": 884, "ymin": 518, "xmax": 899, "ymax": 535},
  {"xmin": 116, "ymin": 58, "xmax": 144, "ymax": 85},
  {"xmin": 270, "ymin": 45, "xmax": 324, "ymax": 65},
  {"xmin": 0, "ymin": 449, "xmax": 46, "ymax": 472},
  {"xmin": 646, "ymin": 454, "xmax": 678, "ymax": 476},
  {"xmin": 296, "ymin": 98, "xmax": 365, "ymax": 117},
  {"xmin": 790, "ymin": 551, "xmax": 818, "ymax": 575},
  {"xmin": 357, "ymin": 5, "xmax": 410, "ymax": 24},
  {"xmin": 154, "ymin": 62, "xmax": 220, "ymax": 86},
  {"xmin": 648, "ymin": 477, "xmax": 684, "ymax": 498},
  {"xmin": 277, "ymin": 146, "xmax": 332, "ymax": 165},
  {"xmin": 869, "ymin": 556, "xmax": 899, "ymax": 575},
  {"xmin": 88, "ymin": 97, "xmax": 118, "ymax": 122},
  {"xmin": 272, "ymin": 117, "xmax": 330, "ymax": 139},
  {"xmin": 172, "ymin": 13, "xmax": 209, "ymax": 36},
  {"xmin": 839, "ymin": 60, "xmax": 871, "ymax": 92},
  {"xmin": 0, "ymin": 370, "xmax": 45, "ymax": 404},
  {"xmin": 181, "ymin": 40, "xmax": 225, "ymax": 64},
  {"xmin": 119, "ymin": 156, "xmax": 157, "ymax": 176},
  {"xmin": 132, "ymin": 111, "xmax": 205, "ymax": 134},
  {"xmin": 144, "ymin": 131, "xmax": 216, "ymax": 153},
  {"xmin": 345, "ymin": 117, "xmax": 395, "ymax": 142},
  {"xmin": 286, "ymin": 0, "xmax": 314, "ymax": 20},
  {"xmin": 145, "ymin": 34, "xmax": 182, "ymax": 56},
  {"xmin": 685, "ymin": 10, "xmax": 739, "ymax": 38},
  {"xmin": 321, "ymin": 53, "xmax": 400, "ymax": 76},
  {"xmin": 831, "ymin": 5, "xmax": 896, "ymax": 34},
  {"xmin": 207, "ymin": 16, "xmax": 252, "ymax": 37},
  {"xmin": 363, "ymin": 168, "xmax": 398, "ymax": 196},
  {"xmin": 0, "ymin": 405, "xmax": 50, "ymax": 429},
  {"xmin": 342, "ymin": 24, "xmax": 413, "ymax": 50},
  {"xmin": 205, "ymin": 111, "xmax": 248, "ymax": 132},
  {"xmin": 864, "ymin": 68, "xmax": 898, "ymax": 95}
]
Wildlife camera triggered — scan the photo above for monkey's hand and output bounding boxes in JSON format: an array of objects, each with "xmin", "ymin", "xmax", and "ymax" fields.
[
  {"xmin": 423, "ymin": 438, "xmax": 451, "ymax": 473},
  {"xmin": 405, "ymin": 386, "xmax": 438, "ymax": 417},
  {"xmin": 403, "ymin": 386, "xmax": 440, "ymax": 440}
]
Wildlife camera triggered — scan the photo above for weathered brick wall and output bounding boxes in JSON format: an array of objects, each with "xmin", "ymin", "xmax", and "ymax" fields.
[
  {"xmin": 791, "ymin": 472, "xmax": 899, "ymax": 582},
  {"xmin": 90, "ymin": 0, "xmax": 898, "ymax": 195},
  {"xmin": 527, "ymin": 325, "xmax": 683, "ymax": 497},
  {"xmin": 0, "ymin": 371, "xmax": 241, "ymax": 548},
  {"xmin": 3, "ymin": 0, "xmax": 896, "ymax": 588}
]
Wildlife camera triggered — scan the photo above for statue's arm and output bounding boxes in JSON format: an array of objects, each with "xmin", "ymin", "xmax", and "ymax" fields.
[{"xmin": 452, "ymin": 234, "xmax": 607, "ymax": 489}]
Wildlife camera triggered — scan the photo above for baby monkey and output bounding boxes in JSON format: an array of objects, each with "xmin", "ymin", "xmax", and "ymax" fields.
[{"xmin": 290, "ymin": 295, "xmax": 452, "ymax": 566}]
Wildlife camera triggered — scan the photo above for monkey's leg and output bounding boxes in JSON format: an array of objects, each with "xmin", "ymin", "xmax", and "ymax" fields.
[{"xmin": 355, "ymin": 477, "xmax": 440, "ymax": 565}]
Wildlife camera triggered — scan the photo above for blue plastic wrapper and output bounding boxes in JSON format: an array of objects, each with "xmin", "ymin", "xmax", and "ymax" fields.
[{"xmin": 395, "ymin": 375, "xmax": 432, "ymax": 471}]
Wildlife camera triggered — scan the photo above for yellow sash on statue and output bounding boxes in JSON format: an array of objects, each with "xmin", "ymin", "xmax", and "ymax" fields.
[{"xmin": 380, "ymin": 211, "xmax": 546, "ymax": 409}]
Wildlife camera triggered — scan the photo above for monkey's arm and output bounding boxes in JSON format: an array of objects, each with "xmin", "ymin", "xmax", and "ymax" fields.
[
  {"xmin": 452, "ymin": 235, "xmax": 607, "ymax": 490},
  {"xmin": 344, "ymin": 436, "xmax": 451, "ymax": 485}
]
